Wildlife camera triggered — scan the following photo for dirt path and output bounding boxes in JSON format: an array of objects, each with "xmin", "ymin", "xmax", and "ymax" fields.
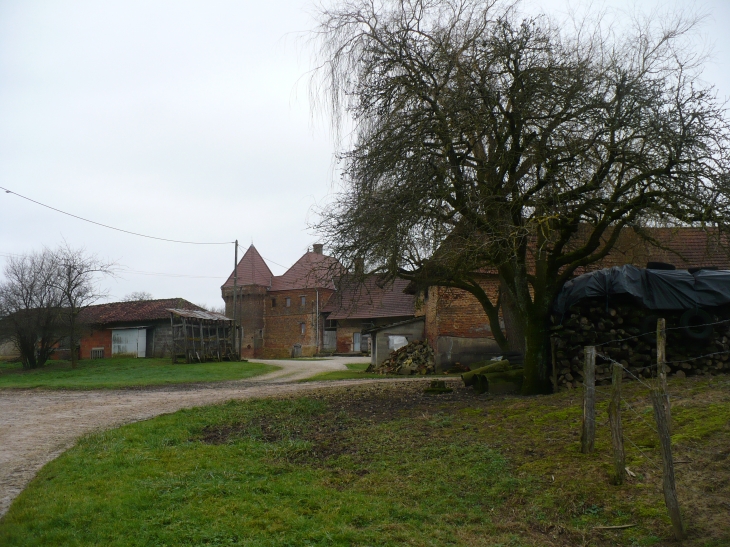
[{"xmin": 0, "ymin": 356, "xmax": 385, "ymax": 518}]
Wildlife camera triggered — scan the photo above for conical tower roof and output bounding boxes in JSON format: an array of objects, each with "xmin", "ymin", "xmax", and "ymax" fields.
[{"xmin": 221, "ymin": 245, "xmax": 273, "ymax": 288}]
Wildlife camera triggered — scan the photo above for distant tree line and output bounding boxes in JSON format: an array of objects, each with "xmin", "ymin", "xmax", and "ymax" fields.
[{"xmin": 0, "ymin": 245, "xmax": 114, "ymax": 369}]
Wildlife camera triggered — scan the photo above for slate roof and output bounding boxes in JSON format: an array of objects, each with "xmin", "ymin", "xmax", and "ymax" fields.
[
  {"xmin": 269, "ymin": 251, "xmax": 342, "ymax": 291},
  {"xmin": 322, "ymin": 276, "xmax": 415, "ymax": 319},
  {"xmin": 79, "ymin": 298, "xmax": 204, "ymax": 325},
  {"xmin": 222, "ymin": 245, "xmax": 273, "ymax": 288}
]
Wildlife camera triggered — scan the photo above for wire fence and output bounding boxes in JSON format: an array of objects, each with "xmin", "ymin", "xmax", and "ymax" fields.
[{"xmin": 577, "ymin": 318, "xmax": 699, "ymax": 540}]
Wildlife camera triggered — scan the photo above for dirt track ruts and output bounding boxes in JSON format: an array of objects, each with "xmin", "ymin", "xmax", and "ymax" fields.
[{"xmin": 0, "ymin": 356, "xmax": 401, "ymax": 518}]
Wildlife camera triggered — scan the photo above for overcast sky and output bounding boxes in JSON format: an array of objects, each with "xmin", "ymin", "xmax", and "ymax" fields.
[{"xmin": 1, "ymin": 0, "xmax": 728, "ymax": 308}]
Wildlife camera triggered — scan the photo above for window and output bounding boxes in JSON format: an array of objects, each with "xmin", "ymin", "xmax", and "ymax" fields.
[
  {"xmin": 285, "ymin": 297, "xmax": 291, "ymax": 307},
  {"xmin": 271, "ymin": 298, "xmax": 276, "ymax": 307},
  {"xmin": 91, "ymin": 347, "xmax": 105, "ymax": 359},
  {"xmin": 300, "ymin": 322, "xmax": 306, "ymax": 335},
  {"xmin": 388, "ymin": 335, "xmax": 408, "ymax": 350},
  {"xmin": 300, "ymin": 295, "xmax": 306, "ymax": 307}
]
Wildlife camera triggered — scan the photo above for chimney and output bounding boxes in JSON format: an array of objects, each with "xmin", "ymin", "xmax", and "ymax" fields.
[{"xmin": 313, "ymin": 243, "xmax": 324, "ymax": 255}]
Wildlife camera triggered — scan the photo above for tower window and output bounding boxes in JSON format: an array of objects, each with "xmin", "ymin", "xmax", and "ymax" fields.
[
  {"xmin": 300, "ymin": 296, "xmax": 306, "ymax": 307},
  {"xmin": 271, "ymin": 298, "xmax": 276, "ymax": 307},
  {"xmin": 286, "ymin": 297, "xmax": 291, "ymax": 307}
]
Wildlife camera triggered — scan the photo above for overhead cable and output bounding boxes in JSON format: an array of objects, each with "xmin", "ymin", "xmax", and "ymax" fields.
[{"xmin": 1, "ymin": 186, "xmax": 234, "ymax": 245}]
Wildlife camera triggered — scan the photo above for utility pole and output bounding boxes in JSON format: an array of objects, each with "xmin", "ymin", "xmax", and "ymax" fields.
[{"xmin": 232, "ymin": 240, "xmax": 238, "ymax": 359}]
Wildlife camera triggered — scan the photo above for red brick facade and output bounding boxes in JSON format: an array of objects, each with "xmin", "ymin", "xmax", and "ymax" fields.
[
  {"xmin": 79, "ymin": 329, "xmax": 112, "ymax": 360},
  {"xmin": 417, "ymin": 280, "xmax": 503, "ymax": 348}
]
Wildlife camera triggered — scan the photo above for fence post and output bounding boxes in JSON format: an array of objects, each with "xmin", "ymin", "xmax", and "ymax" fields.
[
  {"xmin": 657, "ymin": 318, "xmax": 672, "ymax": 433},
  {"xmin": 581, "ymin": 346, "xmax": 596, "ymax": 454},
  {"xmin": 550, "ymin": 336, "xmax": 558, "ymax": 392},
  {"xmin": 650, "ymin": 387, "xmax": 686, "ymax": 540},
  {"xmin": 608, "ymin": 362, "xmax": 625, "ymax": 484}
]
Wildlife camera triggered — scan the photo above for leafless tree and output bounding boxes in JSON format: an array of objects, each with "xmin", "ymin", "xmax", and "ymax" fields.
[
  {"xmin": 123, "ymin": 291, "xmax": 154, "ymax": 302},
  {"xmin": 311, "ymin": 0, "xmax": 730, "ymax": 393},
  {"xmin": 0, "ymin": 251, "xmax": 64, "ymax": 368},
  {"xmin": 51, "ymin": 245, "xmax": 115, "ymax": 368}
]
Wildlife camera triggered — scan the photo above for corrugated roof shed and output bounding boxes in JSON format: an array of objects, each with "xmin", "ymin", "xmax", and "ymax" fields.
[
  {"xmin": 80, "ymin": 298, "xmax": 204, "ymax": 324},
  {"xmin": 168, "ymin": 308, "xmax": 231, "ymax": 321},
  {"xmin": 322, "ymin": 276, "xmax": 415, "ymax": 319},
  {"xmin": 221, "ymin": 245, "xmax": 273, "ymax": 288}
]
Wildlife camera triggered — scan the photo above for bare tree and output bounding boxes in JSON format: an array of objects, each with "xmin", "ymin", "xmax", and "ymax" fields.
[
  {"xmin": 0, "ymin": 251, "xmax": 64, "ymax": 368},
  {"xmin": 311, "ymin": 0, "xmax": 730, "ymax": 393},
  {"xmin": 123, "ymin": 291, "xmax": 154, "ymax": 302},
  {"xmin": 52, "ymin": 245, "xmax": 115, "ymax": 368}
]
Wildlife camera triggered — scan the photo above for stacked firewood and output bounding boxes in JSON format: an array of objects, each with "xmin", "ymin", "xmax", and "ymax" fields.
[
  {"xmin": 368, "ymin": 340, "xmax": 435, "ymax": 375},
  {"xmin": 552, "ymin": 297, "xmax": 730, "ymax": 388}
]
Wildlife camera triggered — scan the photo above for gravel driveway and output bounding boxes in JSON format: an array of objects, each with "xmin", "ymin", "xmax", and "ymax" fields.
[{"xmin": 0, "ymin": 356, "xmax": 376, "ymax": 518}]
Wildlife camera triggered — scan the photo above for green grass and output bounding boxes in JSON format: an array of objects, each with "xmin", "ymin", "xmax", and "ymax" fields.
[
  {"xmin": 303, "ymin": 361, "xmax": 390, "ymax": 381},
  {"xmin": 305, "ymin": 362, "xmax": 464, "ymax": 382},
  {"xmin": 0, "ymin": 358, "xmax": 278, "ymax": 389},
  {"xmin": 1, "ymin": 377, "xmax": 728, "ymax": 546}
]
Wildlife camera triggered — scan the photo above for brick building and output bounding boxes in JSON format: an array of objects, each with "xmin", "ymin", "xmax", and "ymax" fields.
[
  {"xmin": 221, "ymin": 246, "xmax": 419, "ymax": 359},
  {"xmin": 221, "ymin": 244, "xmax": 340, "ymax": 358},
  {"xmin": 78, "ymin": 298, "xmax": 204, "ymax": 359},
  {"xmin": 321, "ymin": 276, "xmax": 416, "ymax": 354},
  {"xmin": 414, "ymin": 227, "xmax": 730, "ymax": 369}
]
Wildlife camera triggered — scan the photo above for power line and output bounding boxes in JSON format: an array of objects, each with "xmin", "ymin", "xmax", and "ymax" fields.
[{"xmin": 0, "ymin": 186, "xmax": 234, "ymax": 245}]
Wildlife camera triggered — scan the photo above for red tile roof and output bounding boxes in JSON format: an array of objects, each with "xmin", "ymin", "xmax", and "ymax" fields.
[
  {"xmin": 79, "ymin": 298, "xmax": 204, "ymax": 325},
  {"xmin": 222, "ymin": 245, "xmax": 273, "ymax": 288},
  {"xmin": 322, "ymin": 276, "xmax": 415, "ymax": 319},
  {"xmin": 270, "ymin": 251, "xmax": 342, "ymax": 291}
]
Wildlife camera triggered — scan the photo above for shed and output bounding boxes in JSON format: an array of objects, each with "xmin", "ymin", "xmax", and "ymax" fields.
[
  {"xmin": 367, "ymin": 317, "xmax": 425, "ymax": 367},
  {"xmin": 169, "ymin": 308, "xmax": 238, "ymax": 363}
]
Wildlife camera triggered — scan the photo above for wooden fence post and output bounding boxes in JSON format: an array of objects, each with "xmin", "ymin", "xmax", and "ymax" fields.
[
  {"xmin": 657, "ymin": 318, "xmax": 672, "ymax": 433},
  {"xmin": 650, "ymin": 387, "xmax": 686, "ymax": 540},
  {"xmin": 581, "ymin": 346, "xmax": 596, "ymax": 454},
  {"xmin": 608, "ymin": 362, "xmax": 625, "ymax": 484}
]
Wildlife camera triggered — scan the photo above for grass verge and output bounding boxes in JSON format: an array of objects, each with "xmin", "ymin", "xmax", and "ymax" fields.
[
  {"xmin": 303, "ymin": 362, "xmax": 391, "ymax": 381},
  {"xmin": 1, "ymin": 376, "xmax": 728, "ymax": 546},
  {"xmin": 0, "ymin": 358, "xmax": 278, "ymax": 389}
]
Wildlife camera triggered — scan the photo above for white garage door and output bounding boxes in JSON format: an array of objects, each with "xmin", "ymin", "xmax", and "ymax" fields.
[{"xmin": 112, "ymin": 328, "xmax": 146, "ymax": 357}]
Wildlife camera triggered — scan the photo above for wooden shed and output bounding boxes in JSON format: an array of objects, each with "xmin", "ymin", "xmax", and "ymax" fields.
[{"xmin": 168, "ymin": 308, "xmax": 238, "ymax": 363}]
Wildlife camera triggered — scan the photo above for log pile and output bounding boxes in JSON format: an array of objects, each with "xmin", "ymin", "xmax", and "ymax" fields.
[
  {"xmin": 368, "ymin": 340, "xmax": 435, "ymax": 375},
  {"xmin": 552, "ymin": 296, "xmax": 730, "ymax": 389}
]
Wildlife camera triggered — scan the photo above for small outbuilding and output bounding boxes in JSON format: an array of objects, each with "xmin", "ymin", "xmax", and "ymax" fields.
[
  {"xmin": 368, "ymin": 317, "xmax": 425, "ymax": 367},
  {"xmin": 169, "ymin": 308, "xmax": 237, "ymax": 363}
]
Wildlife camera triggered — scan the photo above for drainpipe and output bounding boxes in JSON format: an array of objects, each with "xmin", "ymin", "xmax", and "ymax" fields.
[{"xmin": 315, "ymin": 289, "xmax": 319, "ymax": 354}]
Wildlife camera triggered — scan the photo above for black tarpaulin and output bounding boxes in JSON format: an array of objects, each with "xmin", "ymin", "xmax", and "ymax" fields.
[{"xmin": 553, "ymin": 265, "xmax": 730, "ymax": 315}]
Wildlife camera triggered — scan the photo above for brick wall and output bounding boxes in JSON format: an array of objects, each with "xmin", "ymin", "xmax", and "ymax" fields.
[
  {"xmin": 222, "ymin": 285, "xmax": 266, "ymax": 359},
  {"xmin": 335, "ymin": 323, "xmax": 361, "ymax": 353},
  {"xmin": 260, "ymin": 288, "xmax": 334, "ymax": 358},
  {"xmin": 80, "ymin": 329, "xmax": 112, "ymax": 360}
]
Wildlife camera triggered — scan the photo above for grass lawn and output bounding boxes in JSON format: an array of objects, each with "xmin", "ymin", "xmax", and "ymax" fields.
[
  {"xmin": 304, "ymin": 361, "xmax": 391, "ymax": 381},
  {"xmin": 0, "ymin": 357, "xmax": 278, "ymax": 389},
  {"xmin": 305, "ymin": 362, "xmax": 465, "ymax": 382},
  {"xmin": 2, "ymin": 376, "xmax": 728, "ymax": 546}
]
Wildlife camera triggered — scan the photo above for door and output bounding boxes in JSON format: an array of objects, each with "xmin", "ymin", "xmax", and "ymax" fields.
[
  {"xmin": 353, "ymin": 332, "xmax": 361, "ymax": 352},
  {"xmin": 323, "ymin": 330, "xmax": 336, "ymax": 350},
  {"xmin": 112, "ymin": 329, "xmax": 146, "ymax": 357}
]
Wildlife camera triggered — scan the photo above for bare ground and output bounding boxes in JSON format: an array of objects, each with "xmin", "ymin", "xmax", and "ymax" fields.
[{"xmin": 0, "ymin": 356, "xmax": 383, "ymax": 517}]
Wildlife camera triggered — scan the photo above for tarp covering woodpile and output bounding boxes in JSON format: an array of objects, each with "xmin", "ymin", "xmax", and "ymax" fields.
[{"xmin": 553, "ymin": 265, "xmax": 730, "ymax": 315}]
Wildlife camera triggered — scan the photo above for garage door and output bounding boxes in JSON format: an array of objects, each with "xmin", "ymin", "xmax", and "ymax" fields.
[{"xmin": 111, "ymin": 328, "xmax": 146, "ymax": 357}]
